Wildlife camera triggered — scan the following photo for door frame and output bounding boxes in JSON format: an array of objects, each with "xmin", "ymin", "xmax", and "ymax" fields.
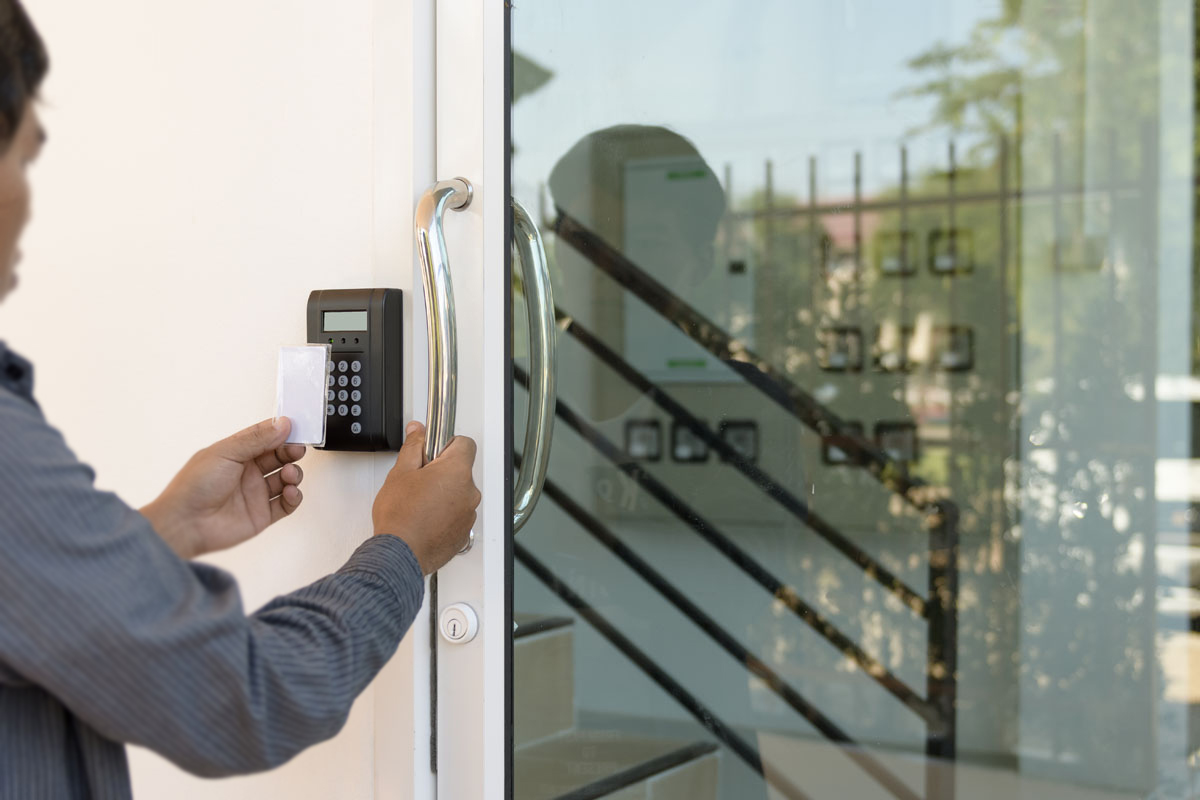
[{"xmin": 424, "ymin": 1, "xmax": 513, "ymax": 797}]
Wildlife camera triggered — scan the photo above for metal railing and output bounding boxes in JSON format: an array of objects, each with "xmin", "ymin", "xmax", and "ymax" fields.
[{"xmin": 550, "ymin": 213, "xmax": 962, "ymax": 793}]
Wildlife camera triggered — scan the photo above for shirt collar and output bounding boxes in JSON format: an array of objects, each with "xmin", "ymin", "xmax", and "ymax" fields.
[{"xmin": 0, "ymin": 341, "xmax": 36, "ymax": 405}]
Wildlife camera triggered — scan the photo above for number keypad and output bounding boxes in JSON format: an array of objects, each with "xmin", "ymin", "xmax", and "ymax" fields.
[{"xmin": 325, "ymin": 356, "xmax": 366, "ymax": 437}]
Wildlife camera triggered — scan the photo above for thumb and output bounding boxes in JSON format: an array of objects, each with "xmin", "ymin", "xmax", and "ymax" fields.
[
  {"xmin": 392, "ymin": 421, "xmax": 427, "ymax": 472},
  {"xmin": 213, "ymin": 418, "xmax": 291, "ymax": 463}
]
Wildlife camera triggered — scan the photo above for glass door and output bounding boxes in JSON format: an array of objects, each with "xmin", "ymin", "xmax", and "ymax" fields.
[{"xmin": 504, "ymin": 2, "xmax": 1200, "ymax": 799}]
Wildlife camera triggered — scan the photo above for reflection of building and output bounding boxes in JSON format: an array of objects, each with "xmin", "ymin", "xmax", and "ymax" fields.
[{"xmin": 818, "ymin": 203, "xmax": 879, "ymax": 281}]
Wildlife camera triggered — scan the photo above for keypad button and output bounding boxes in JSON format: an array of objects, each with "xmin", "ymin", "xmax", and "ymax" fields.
[
  {"xmin": 326, "ymin": 361, "xmax": 334, "ymax": 373},
  {"xmin": 351, "ymin": 361, "xmax": 362, "ymax": 373},
  {"xmin": 351, "ymin": 404, "xmax": 362, "ymax": 417},
  {"xmin": 351, "ymin": 390, "xmax": 361, "ymax": 402},
  {"xmin": 338, "ymin": 360, "xmax": 349, "ymax": 373},
  {"xmin": 326, "ymin": 404, "xmax": 335, "ymax": 416},
  {"xmin": 350, "ymin": 422, "xmax": 362, "ymax": 435},
  {"xmin": 338, "ymin": 375, "xmax": 348, "ymax": 387},
  {"xmin": 338, "ymin": 404, "xmax": 349, "ymax": 417},
  {"xmin": 338, "ymin": 389, "xmax": 349, "ymax": 402},
  {"xmin": 351, "ymin": 375, "xmax": 362, "ymax": 388},
  {"xmin": 327, "ymin": 375, "xmax": 334, "ymax": 387},
  {"xmin": 327, "ymin": 390, "xmax": 335, "ymax": 402}
]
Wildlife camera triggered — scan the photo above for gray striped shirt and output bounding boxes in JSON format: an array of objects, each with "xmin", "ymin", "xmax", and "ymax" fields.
[{"xmin": 0, "ymin": 341, "xmax": 425, "ymax": 799}]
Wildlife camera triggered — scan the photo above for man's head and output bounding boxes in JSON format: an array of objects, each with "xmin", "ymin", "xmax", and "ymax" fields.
[{"xmin": 0, "ymin": 0, "xmax": 46, "ymax": 304}]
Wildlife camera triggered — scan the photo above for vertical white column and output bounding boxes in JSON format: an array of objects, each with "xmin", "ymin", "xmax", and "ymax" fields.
[{"xmin": 433, "ymin": 0, "xmax": 510, "ymax": 796}]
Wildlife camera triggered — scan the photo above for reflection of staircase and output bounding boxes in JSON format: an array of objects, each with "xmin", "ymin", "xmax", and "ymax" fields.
[
  {"xmin": 514, "ymin": 614, "xmax": 719, "ymax": 800},
  {"xmin": 512, "ymin": 210, "xmax": 964, "ymax": 799}
]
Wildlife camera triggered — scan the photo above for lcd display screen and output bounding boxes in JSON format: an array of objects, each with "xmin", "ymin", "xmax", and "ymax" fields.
[{"xmin": 324, "ymin": 311, "xmax": 368, "ymax": 331}]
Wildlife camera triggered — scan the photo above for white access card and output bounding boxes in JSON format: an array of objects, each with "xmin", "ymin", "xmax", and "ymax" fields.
[{"xmin": 275, "ymin": 344, "xmax": 331, "ymax": 446}]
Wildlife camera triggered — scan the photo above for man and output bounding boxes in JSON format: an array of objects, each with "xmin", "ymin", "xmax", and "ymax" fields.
[{"xmin": 0, "ymin": 2, "xmax": 480, "ymax": 797}]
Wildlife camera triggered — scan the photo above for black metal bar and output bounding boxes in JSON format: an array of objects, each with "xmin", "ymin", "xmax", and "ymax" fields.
[
  {"xmin": 900, "ymin": 145, "xmax": 910, "ymax": 304},
  {"xmin": 553, "ymin": 210, "xmax": 938, "ymax": 512},
  {"xmin": 1107, "ymin": 129, "xmax": 1119, "ymax": 299},
  {"xmin": 513, "ymin": 542, "xmax": 813, "ymax": 800},
  {"xmin": 1052, "ymin": 133, "xmax": 1064, "ymax": 281},
  {"xmin": 556, "ymin": 308, "xmax": 928, "ymax": 615},
  {"xmin": 808, "ymin": 155, "xmax": 818, "ymax": 312},
  {"xmin": 554, "ymin": 741, "xmax": 719, "ymax": 800},
  {"xmin": 854, "ymin": 151, "xmax": 863, "ymax": 283},
  {"xmin": 531, "ymin": 469, "xmax": 924, "ymax": 800},
  {"xmin": 947, "ymin": 141, "xmax": 958, "ymax": 273},
  {"xmin": 924, "ymin": 501, "xmax": 960, "ymax": 800},
  {"xmin": 515, "ymin": 365, "xmax": 939, "ymax": 726},
  {"xmin": 765, "ymin": 159, "xmax": 775, "ymax": 270},
  {"xmin": 999, "ymin": 136, "xmax": 1012, "ymax": 429},
  {"xmin": 947, "ymin": 140, "xmax": 959, "ymax": 333},
  {"xmin": 923, "ymin": 143, "xmax": 962, "ymax": 800}
]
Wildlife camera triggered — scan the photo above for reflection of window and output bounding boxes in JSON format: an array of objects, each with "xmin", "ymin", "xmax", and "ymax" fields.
[
  {"xmin": 817, "ymin": 327, "xmax": 863, "ymax": 371},
  {"xmin": 671, "ymin": 421, "xmax": 709, "ymax": 463},
  {"xmin": 875, "ymin": 421, "xmax": 918, "ymax": 464},
  {"xmin": 934, "ymin": 326, "xmax": 974, "ymax": 371},
  {"xmin": 876, "ymin": 230, "xmax": 915, "ymax": 276},
  {"xmin": 625, "ymin": 420, "xmax": 662, "ymax": 461},
  {"xmin": 822, "ymin": 421, "xmax": 864, "ymax": 466},
  {"xmin": 873, "ymin": 325, "xmax": 914, "ymax": 372},
  {"xmin": 928, "ymin": 228, "xmax": 974, "ymax": 274},
  {"xmin": 718, "ymin": 420, "xmax": 759, "ymax": 463},
  {"xmin": 821, "ymin": 235, "xmax": 859, "ymax": 282}
]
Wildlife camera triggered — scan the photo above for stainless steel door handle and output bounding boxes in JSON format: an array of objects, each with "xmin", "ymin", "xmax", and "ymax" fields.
[
  {"xmin": 415, "ymin": 178, "xmax": 474, "ymax": 551},
  {"xmin": 511, "ymin": 199, "xmax": 556, "ymax": 533}
]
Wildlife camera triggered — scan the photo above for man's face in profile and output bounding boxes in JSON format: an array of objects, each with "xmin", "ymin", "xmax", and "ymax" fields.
[{"xmin": 0, "ymin": 101, "xmax": 44, "ymax": 304}]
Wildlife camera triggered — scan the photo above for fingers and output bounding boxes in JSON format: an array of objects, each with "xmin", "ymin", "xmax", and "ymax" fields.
[
  {"xmin": 265, "ymin": 463, "xmax": 303, "ymax": 498},
  {"xmin": 255, "ymin": 443, "xmax": 307, "ymax": 475},
  {"xmin": 439, "ymin": 435, "xmax": 477, "ymax": 466},
  {"xmin": 392, "ymin": 421, "xmax": 427, "ymax": 473},
  {"xmin": 269, "ymin": 484, "xmax": 303, "ymax": 524},
  {"xmin": 213, "ymin": 418, "xmax": 292, "ymax": 464}
]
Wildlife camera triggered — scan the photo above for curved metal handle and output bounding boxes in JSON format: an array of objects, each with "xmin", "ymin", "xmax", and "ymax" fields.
[
  {"xmin": 415, "ymin": 178, "xmax": 472, "ymax": 465},
  {"xmin": 512, "ymin": 199, "xmax": 556, "ymax": 533}
]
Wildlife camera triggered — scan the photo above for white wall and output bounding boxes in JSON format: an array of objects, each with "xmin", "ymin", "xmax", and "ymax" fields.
[{"xmin": 1, "ymin": 1, "xmax": 427, "ymax": 797}]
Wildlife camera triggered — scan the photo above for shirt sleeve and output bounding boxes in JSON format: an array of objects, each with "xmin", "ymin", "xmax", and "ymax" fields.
[{"xmin": 0, "ymin": 390, "xmax": 426, "ymax": 777}]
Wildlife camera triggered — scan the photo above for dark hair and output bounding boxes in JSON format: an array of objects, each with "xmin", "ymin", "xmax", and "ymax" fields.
[{"xmin": 0, "ymin": 0, "xmax": 46, "ymax": 149}]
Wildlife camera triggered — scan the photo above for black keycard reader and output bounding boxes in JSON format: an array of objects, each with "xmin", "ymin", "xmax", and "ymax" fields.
[{"xmin": 307, "ymin": 289, "xmax": 404, "ymax": 451}]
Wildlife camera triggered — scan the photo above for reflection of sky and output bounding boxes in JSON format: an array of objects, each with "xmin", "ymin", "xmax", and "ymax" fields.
[{"xmin": 512, "ymin": 0, "xmax": 1002, "ymax": 205}]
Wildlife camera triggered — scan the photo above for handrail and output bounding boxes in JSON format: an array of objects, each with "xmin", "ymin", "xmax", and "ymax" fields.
[
  {"xmin": 514, "ymin": 541, "xmax": 813, "ymax": 800},
  {"xmin": 520, "ymin": 459, "xmax": 923, "ymax": 800},
  {"xmin": 550, "ymin": 210, "xmax": 960, "ymax": 780},
  {"xmin": 554, "ymin": 308, "xmax": 927, "ymax": 616},
  {"xmin": 514, "ymin": 365, "xmax": 939, "ymax": 727},
  {"xmin": 511, "ymin": 199, "xmax": 556, "ymax": 533},
  {"xmin": 414, "ymin": 178, "xmax": 472, "ymax": 463}
]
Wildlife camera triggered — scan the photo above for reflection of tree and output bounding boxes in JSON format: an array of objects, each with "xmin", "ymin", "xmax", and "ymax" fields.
[
  {"xmin": 894, "ymin": 0, "xmax": 1177, "ymax": 785},
  {"xmin": 901, "ymin": 0, "xmax": 1199, "ymax": 373},
  {"xmin": 731, "ymin": 0, "xmax": 1182, "ymax": 778}
]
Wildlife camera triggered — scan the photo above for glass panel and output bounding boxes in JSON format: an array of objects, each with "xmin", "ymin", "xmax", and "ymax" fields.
[{"xmin": 510, "ymin": 2, "xmax": 1197, "ymax": 798}]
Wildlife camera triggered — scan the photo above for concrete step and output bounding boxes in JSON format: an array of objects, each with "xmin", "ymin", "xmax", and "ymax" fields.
[
  {"xmin": 514, "ymin": 613, "xmax": 576, "ymax": 749},
  {"xmin": 514, "ymin": 730, "xmax": 718, "ymax": 800}
]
